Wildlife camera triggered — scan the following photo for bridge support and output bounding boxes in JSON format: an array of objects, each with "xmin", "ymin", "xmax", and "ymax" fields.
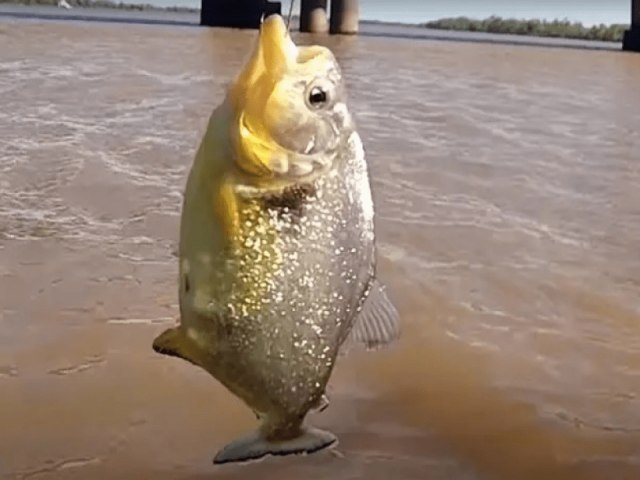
[
  {"xmin": 329, "ymin": 0, "xmax": 359, "ymax": 34},
  {"xmin": 623, "ymin": 0, "xmax": 640, "ymax": 51},
  {"xmin": 300, "ymin": 0, "xmax": 329, "ymax": 33},
  {"xmin": 200, "ymin": 0, "xmax": 281, "ymax": 29}
]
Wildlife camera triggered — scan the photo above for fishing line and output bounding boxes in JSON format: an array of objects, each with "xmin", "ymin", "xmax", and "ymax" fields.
[{"xmin": 287, "ymin": 0, "xmax": 296, "ymax": 31}]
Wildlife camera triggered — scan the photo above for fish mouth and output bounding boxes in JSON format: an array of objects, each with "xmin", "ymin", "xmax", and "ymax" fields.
[
  {"xmin": 229, "ymin": 14, "xmax": 340, "ymax": 188},
  {"xmin": 237, "ymin": 111, "xmax": 338, "ymax": 182}
]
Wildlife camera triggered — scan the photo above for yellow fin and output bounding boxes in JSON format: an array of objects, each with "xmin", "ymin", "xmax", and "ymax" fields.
[
  {"xmin": 152, "ymin": 326, "xmax": 204, "ymax": 368},
  {"xmin": 213, "ymin": 180, "xmax": 240, "ymax": 242}
]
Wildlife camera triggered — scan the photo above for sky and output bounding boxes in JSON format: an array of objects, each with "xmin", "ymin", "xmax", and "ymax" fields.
[{"xmin": 143, "ymin": 0, "xmax": 632, "ymax": 26}]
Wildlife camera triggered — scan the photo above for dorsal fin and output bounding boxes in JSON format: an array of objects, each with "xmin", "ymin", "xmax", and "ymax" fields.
[{"xmin": 346, "ymin": 279, "xmax": 400, "ymax": 350}]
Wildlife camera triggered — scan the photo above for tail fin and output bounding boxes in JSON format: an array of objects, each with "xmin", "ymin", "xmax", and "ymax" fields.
[{"xmin": 213, "ymin": 426, "xmax": 337, "ymax": 464}]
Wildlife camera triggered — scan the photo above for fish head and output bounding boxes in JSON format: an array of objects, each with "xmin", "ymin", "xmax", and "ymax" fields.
[{"xmin": 228, "ymin": 14, "xmax": 353, "ymax": 187}]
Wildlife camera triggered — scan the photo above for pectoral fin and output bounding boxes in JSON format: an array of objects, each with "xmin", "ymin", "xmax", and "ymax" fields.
[
  {"xmin": 213, "ymin": 180, "xmax": 240, "ymax": 241},
  {"xmin": 346, "ymin": 279, "xmax": 400, "ymax": 350},
  {"xmin": 152, "ymin": 326, "xmax": 205, "ymax": 368}
]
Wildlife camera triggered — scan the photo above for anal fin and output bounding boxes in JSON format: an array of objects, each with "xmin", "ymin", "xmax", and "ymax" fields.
[
  {"xmin": 346, "ymin": 279, "xmax": 400, "ymax": 350},
  {"xmin": 152, "ymin": 326, "xmax": 204, "ymax": 367},
  {"xmin": 313, "ymin": 393, "xmax": 330, "ymax": 413}
]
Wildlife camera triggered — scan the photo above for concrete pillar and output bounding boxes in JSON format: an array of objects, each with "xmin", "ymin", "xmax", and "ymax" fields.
[
  {"xmin": 300, "ymin": 0, "xmax": 329, "ymax": 33},
  {"xmin": 200, "ymin": 0, "xmax": 281, "ymax": 29},
  {"xmin": 623, "ymin": 0, "xmax": 640, "ymax": 51},
  {"xmin": 329, "ymin": 0, "xmax": 359, "ymax": 34}
]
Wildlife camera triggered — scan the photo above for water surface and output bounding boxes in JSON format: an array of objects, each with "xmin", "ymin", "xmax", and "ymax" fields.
[{"xmin": 1, "ymin": 18, "xmax": 639, "ymax": 480}]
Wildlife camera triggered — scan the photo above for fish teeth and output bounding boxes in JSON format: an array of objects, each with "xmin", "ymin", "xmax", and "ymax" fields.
[
  {"xmin": 312, "ymin": 156, "xmax": 330, "ymax": 168},
  {"xmin": 270, "ymin": 154, "xmax": 289, "ymax": 174},
  {"xmin": 289, "ymin": 160, "xmax": 314, "ymax": 177},
  {"xmin": 303, "ymin": 137, "xmax": 316, "ymax": 154}
]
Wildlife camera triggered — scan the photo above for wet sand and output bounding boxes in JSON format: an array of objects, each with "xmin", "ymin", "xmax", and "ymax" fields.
[{"xmin": 1, "ymin": 18, "xmax": 640, "ymax": 480}]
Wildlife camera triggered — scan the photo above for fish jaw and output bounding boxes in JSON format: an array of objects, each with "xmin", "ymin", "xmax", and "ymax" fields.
[{"xmin": 227, "ymin": 14, "xmax": 296, "ymax": 180}]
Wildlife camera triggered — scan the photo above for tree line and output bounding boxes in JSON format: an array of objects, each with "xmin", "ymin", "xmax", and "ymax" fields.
[{"xmin": 422, "ymin": 16, "xmax": 629, "ymax": 43}]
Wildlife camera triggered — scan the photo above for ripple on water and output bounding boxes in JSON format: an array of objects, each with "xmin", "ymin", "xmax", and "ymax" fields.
[
  {"xmin": 0, "ymin": 365, "xmax": 18, "ymax": 378},
  {"xmin": 47, "ymin": 356, "xmax": 106, "ymax": 377}
]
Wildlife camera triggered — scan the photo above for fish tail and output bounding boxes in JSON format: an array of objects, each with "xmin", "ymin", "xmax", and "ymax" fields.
[{"xmin": 212, "ymin": 425, "xmax": 337, "ymax": 464}]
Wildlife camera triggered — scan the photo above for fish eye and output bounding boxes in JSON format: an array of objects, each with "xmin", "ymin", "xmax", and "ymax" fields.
[{"xmin": 306, "ymin": 85, "xmax": 330, "ymax": 110}]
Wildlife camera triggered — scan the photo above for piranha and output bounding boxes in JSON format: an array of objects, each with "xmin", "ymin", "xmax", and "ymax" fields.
[{"xmin": 152, "ymin": 13, "xmax": 400, "ymax": 465}]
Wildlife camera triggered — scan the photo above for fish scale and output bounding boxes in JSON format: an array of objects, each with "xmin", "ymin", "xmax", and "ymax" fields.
[{"xmin": 219, "ymin": 133, "xmax": 374, "ymax": 410}]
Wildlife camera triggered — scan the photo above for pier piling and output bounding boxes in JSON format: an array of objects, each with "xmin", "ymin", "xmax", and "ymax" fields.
[
  {"xmin": 200, "ymin": 0, "xmax": 281, "ymax": 29},
  {"xmin": 329, "ymin": 0, "xmax": 359, "ymax": 34},
  {"xmin": 300, "ymin": 0, "xmax": 329, "ymax": 33},
  {"xmin": 623, "ymin": 0, "xmax": 640, "ymax": 51}
]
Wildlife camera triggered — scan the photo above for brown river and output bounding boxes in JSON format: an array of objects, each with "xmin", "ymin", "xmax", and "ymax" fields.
[{"xmin": 1, "ymin": 15, "xmax": 640, "ymax": 480}]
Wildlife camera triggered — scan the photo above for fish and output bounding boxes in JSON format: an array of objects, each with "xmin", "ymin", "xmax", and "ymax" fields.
[{"xmin": 152, "ymin": 13, "xmax": 400, "ymax": 465}]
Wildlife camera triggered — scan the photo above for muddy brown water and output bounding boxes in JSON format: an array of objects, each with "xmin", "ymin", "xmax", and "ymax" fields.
[{"xmin": 1, "ymin": 18, "xmax": 639, "ymax": 480}]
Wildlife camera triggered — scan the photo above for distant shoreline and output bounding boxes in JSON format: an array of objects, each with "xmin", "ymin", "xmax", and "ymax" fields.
[
  {"xmin": 0, "ymin": 0, "xmax": 199, "ymax": 13},
  {"xmin": 0, "ymin": 0, "xmax": 630, "ymax": 43},
  {"xmin": 421, "ymin": 16, "xmax": 629, "ymax": 43}
]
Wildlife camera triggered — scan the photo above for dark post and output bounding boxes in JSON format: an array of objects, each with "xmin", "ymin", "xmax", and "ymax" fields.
[
  {"xmin": 263, "ymin": 1, "xmax": 282, "ymax": 19},
  {"xmin": 623, "ymin": 0, "xmax": 640, "ymax": 51},
  {"xmin": 300, "ymin": 0, "xmax": 329, "ymax": 33},
  {"xmin": 329, "ymin": 0, "xmax": 359, "ymax": 34},
  {"xmin": 201, "ymin": 0, "xmax": 282, "ymax": 29}
]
